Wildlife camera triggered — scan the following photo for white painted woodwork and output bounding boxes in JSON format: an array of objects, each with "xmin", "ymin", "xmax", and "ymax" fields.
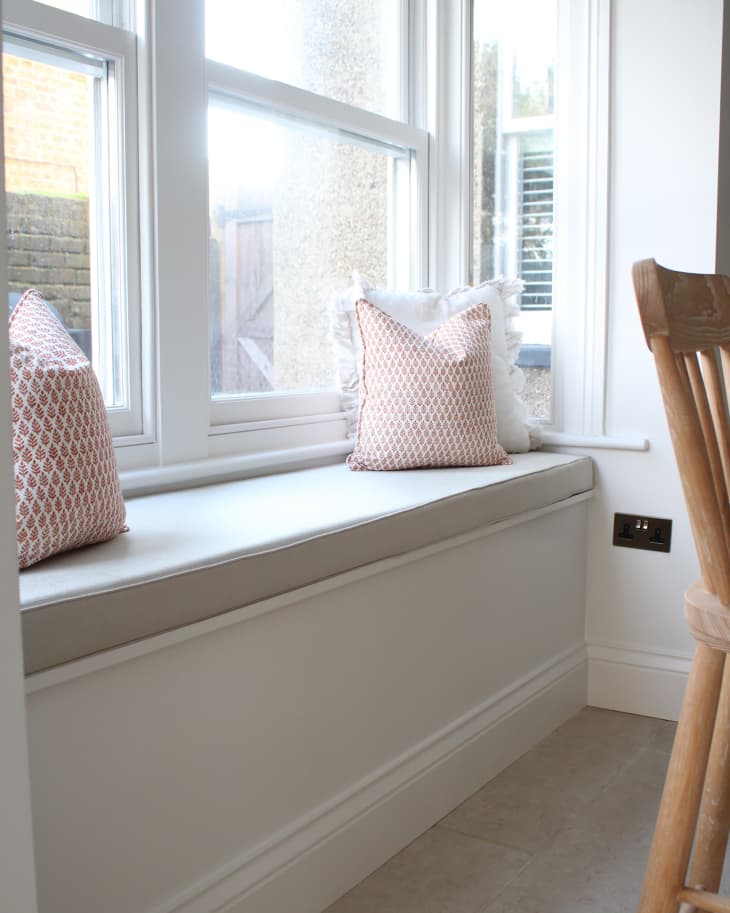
[
  {"xmin": 151, "ymin": 0, "xmax": 210, "ymax": 464},
  {"xmin": 26, "ymin": 501, "xmax": 588, "ymax": 913},
  {"xmin": 0, "ymin": 19, "xmax": 39, "ymax": 908}
]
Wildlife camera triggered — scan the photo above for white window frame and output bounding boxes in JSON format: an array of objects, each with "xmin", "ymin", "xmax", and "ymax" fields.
[
  {"xmin": 135, "ymin": 0, "xmax": 430, "ymax": 472},
  {"xmin": 3, "ymin": 0, "xmax": 145, "ymax": 442},
  {"xmin": 204, "ymin": 67, "xmax": 427, "ymax": 443},
  {"xmin": 2, "ymin": 0, "xmax": 639, "ymax": 491},
  {"xmin": 458, "ymin": 0, "xmax": 628, "ymax": 447},
  {"xmin": 550, "ymin": 0, "xmax": 611, "ymax": 441}
]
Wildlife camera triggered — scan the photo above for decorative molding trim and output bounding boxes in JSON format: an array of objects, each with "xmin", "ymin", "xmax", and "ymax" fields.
[
  {"xmin": 550, "ymin": 0, "xmax": 612, "ymax": 435},
  {"xmin": 119, "ymin": 439, "xmax": 352, "ymax": 497},
  {"xmin": 25, "ymin": 490, "xmax": 592, "ymax": 694},
  {"xmin": 541, "ymin": 431, "xmax": 649, "ymax": 451},
  {"xmin": 587, "ymin": 641, "xmax": 692, "ymax": 721},
  {"xmin": 580, "ymin": 0, "xmax": 611, "ymax": 437},
  {"xmin": 142, "ymin": 644, "xmax": 587, "ymax": 913}
]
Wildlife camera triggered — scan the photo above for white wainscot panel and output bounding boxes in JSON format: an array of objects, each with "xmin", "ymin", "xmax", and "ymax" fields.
[{"xmin": 26, "ymin": 502, "xmax": 589, "ymax": 913}]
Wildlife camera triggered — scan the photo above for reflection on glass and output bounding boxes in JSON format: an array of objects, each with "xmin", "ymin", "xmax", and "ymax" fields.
[
  {"xmin": 3, "ymin": 47, "xmax": 123, "ymax": 408},
  {"xmin": 472, "ymin": 0, "xmax": 557, "ymax": 420},
  {"xmin": 38, "ymin": 1, "xmax": 95, "ymax": 19},
  {"xmin": 208, "ymin": 102, "xmax": 408, "ymax": 397},
  {"xmin": 508, "ymin": 8, "xmax": 555, "ymax": 119},
  {"xmin": 205, "ymin": 0, "xmax": 402, "ymax": 119},
  {"xmin": 4, "ymin": 54, "xmax": 91, "ymax": 367}
]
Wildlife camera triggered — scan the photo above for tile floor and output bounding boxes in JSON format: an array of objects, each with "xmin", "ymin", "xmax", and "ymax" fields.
[{"xmin": 324, "ymin": 707, "xmax": 678, "ymax": 913}]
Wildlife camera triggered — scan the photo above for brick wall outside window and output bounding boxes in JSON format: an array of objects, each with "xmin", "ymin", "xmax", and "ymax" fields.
[{"xmin": 3, "ymin": 53, "xmax": 92, "ymax": 329}]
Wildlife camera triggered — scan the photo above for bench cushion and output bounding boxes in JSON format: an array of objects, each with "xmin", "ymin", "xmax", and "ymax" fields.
[{"xmin": 19, "ymin": 451, "xmax": 592, "ymax": 674}]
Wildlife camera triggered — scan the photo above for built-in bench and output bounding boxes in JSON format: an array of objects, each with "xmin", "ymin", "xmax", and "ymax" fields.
[
  {"xmin": 23, "ymin": 449, "xmax": 593, "ymax": 913},
  {"xmin": 19, "ymin": 451, "xmax": 592, "ymax": 676}
]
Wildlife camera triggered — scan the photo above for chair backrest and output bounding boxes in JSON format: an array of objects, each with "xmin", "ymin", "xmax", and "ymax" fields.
[{"xmin": 632, "ymin": 258, "xmax": 730, "ymax": 605}]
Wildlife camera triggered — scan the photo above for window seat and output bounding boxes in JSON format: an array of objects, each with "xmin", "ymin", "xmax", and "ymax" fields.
[{"xmin": 19, "ymin": 451, "xmax": 592, "ymax": 675}]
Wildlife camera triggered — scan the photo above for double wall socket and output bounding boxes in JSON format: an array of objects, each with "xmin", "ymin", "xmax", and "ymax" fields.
[{"xmin": 612, "ymin": 513, "xmax": 672, "ymax": 553}]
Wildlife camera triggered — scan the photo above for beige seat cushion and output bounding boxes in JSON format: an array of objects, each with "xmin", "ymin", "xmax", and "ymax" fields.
[{"xmin": 19, "ymin": 452, "xmax": 593, "ymax": 674}]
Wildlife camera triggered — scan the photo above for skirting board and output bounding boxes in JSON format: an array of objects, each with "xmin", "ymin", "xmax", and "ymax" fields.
[
  {"xmin": 150, "ymin": 645, "xmax": 587, "ymax": 913},
  {"xmin": 587, "ymin": 642, "xmax": 693, "ymax": 722}
]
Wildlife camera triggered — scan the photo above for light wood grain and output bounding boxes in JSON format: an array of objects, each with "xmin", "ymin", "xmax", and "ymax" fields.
[
  {"xmin": 632, "ymin": 259, "xmax": 730, "ymax": 353},
  {"xmin": 685, "ymin": 352, "xmax": 730, "ymax": 562},
  {"xmin": 633, "ymin": 260, "xmax": 730, "ymax": 913},
  {"xmin": 637, "ymin": 643, "xmax": 724, "ymax": 913},
  {"xmin": 652, "ymin": 337, "xmax": 730, "ymax": 604},
  {"xmin": 686, "ymin": 583, "xmax": 730, "ymax": 652},
  {"xmin": 678, "ymin": 888, "xmax": 730, "ymax": 913},
  {"xmin": 688, "ymin": 656, "xmax": 730, "ymax": 898},
  {"xmin": 701, "ymin": 350, "xmax": 730, "ymax": 493}
]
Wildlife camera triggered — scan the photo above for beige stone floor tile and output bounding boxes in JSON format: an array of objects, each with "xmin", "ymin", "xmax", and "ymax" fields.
[
  {"xmin": 644, "ymin": 717, "xmax": 677, "ymax": 755},
  {"xmin": 482, "ymin": 742, "xmax": 673, "ymax": 912},
  {"xmin": 323, "ymin": 826, "xmax": 530, "ymax": 913},
  {"xmin": 439, "ymin": 708, "xmax": 667, "ymax": 854},
  {"xmin": 323, "ymin": 710, "xmax": 694, "ymax": 913}
]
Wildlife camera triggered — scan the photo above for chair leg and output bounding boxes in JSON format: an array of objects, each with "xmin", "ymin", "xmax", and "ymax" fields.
[
  {"xmin": 638, "ymin": 641, "xmax": 726, "ymax": 913},
  {"xmin": 687, "ymin": 653, "xmax": 730, "ymax": 895}
]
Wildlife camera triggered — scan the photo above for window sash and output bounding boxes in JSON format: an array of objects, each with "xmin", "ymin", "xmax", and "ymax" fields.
[
  {"xmin": 204, "ymin": 55, "xmax": 428, "ymax": 435},
  {"xmin": 467, "ymin": 0, "xmax": 610, "ymax": 436},
  {"xmin": 3, "ymin": 0, "xmax": 144, "ymax": 440}
]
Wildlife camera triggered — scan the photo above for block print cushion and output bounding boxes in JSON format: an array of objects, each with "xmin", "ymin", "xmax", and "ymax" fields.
[
  {"xmin": 347, "ymin": 299, "xmax": 511, "ymax": 471},
  {"xmin": 9, "ymin": 289, "xmax": 127, "ymax": 569},
  {"xmin": 332, "ymin": 273, "xmax": 540, "ymax": 453}
]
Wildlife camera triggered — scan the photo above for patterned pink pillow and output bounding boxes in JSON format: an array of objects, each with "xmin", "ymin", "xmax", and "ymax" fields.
[
  {"xmin": 347, "ymin": 299, "xmax": 511, "ymax": 471},
  {"xmin": 9, "ymin": 289, "xmax": 127, "ymax": 568}
]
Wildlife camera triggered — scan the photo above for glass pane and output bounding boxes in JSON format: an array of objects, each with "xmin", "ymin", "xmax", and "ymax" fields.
[
  {"xmin": 208, "ymin": 102, "xmax": 407, "ymax": 397},
  {"xmin": 205, "ymin": 0, "xmax": 402, "ymax": 119},
  {"xmin": 33, "ymin": 0, "xmax": 122, "ymax": 25},
  {"xmin": 472, "ymin": 0, "xmax": 557, "ymax": 420},
  {"xmin": 38, "ymin": 0, "xmax": 93, "ymax": 15},
  {"xmin": 3, "ymin": 47, "xmax": 122, "ymax": 407},
  {"xmin": 509, "ymin": 10, "xmax": 555, "ymax": 119}
]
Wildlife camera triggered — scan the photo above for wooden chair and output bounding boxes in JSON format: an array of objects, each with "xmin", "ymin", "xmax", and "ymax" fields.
[{"xmin": 633, "ymin": 259, "xmax": 730, "ymax": 913}]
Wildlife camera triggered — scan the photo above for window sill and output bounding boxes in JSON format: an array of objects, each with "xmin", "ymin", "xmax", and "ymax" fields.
[
  {"xmin": 541, "ymin": 432, "xmax": 650, "ymax": 452},
  {"xmin": 117, "ymin": 430, "xmax": 648, "ymax": 499},
  {"xmin": 119, "ymin": 439, "xmax": 353, "ymax": 497}
]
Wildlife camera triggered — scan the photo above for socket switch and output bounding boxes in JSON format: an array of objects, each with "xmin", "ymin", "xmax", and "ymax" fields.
[{"xmin": 612, "ymin": 513, "xmax": 672, "ymax": 553}]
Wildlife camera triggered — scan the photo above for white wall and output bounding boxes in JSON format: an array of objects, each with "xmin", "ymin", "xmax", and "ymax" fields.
[
  {"xmin": 0, "ymin": 0, "xmax": 40, "ymax": 900},
  {"xmin": 585, "ymin": 0, "xmax": 724, "ymax": 718}
]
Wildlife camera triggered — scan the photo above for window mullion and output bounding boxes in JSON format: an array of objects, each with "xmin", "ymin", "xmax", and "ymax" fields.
[
  {"xmin": 151, "ymin": 0, "xmax": 210, "ymax": 463},
  {"xmin": 551, "ymin": 0, "xmax": 610, "ymax": 437},
  {"xmin": 427, "ymin": 0, "xmax": 470, "ymax": 293}
]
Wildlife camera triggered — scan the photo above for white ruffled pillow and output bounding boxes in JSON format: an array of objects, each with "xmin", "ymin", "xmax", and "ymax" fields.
[{"xmin": 332, "ymin": 273, "xmax": 541, "ymax": 453}]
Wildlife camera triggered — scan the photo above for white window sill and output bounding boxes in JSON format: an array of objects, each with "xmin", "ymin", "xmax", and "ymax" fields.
[
  {"xmin": 119, "ymin": 439, "xmax": 354, "ymax": 498},
  {"xmin": 117, "ymin": 433, "xmax": 648, "ymax": 500},
  {"xmin": 540, "ymin": 431, "xmax": 650, "ymax": 452}
]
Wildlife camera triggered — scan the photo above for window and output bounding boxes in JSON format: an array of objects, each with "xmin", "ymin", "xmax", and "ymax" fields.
[
  {"xmin": 205, "ymin": 0, "xmax": 402, "ymax": 120},
  {"xmin": 470, "ymin": 0, "xmax": 609, "ymax": 435},
  {"xmin": 0, "ymin": 0, "xmax": 607, "ymax": 481},
  {"xmin": 208, "ymin": 102, "xmax": 411, "ymax": 400},
  {"xmin": 471, "ymin": 0, "xmax": 556, "ymax": 420},
  {"xmin": 204, "ymin": 1, "xmax": 425, "ymax": 446},
  {"xmin": 2, "ymin": 0, "xmax": 142, "ymax": 438}
]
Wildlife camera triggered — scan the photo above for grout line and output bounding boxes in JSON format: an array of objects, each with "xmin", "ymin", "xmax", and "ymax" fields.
[
  {"xmin": 477, "ymin": 849, "xmax": 536, "ymax": 913},
  {"xmin": 434, "ymin": 820, "xmax": 537, "ymax": 858}
]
